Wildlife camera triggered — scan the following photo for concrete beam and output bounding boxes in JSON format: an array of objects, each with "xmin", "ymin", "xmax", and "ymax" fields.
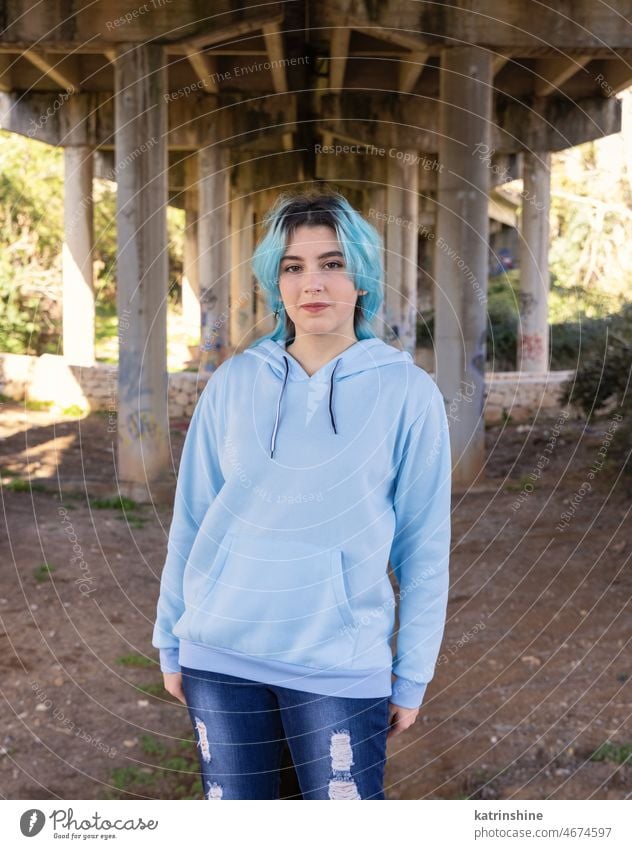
[
  {"xmin": 320, "ymin": 1, "xmax": 632, "ymax": 50},
  {"xmin": 594, "ymin": 58, "xmax": 632, "ymax": 95},
  {"xmin": 0, "ymin": 89, "xmax": 296, "ymax": 150},
  {"xmin": 0, "ymin": 85, "xmax": 619, "ymax": 156},
  {"xmin": 534, "ymin": 54, "xmax": 592, "ymax": 97},
  {"xmin": 320, "ymin": 91, "xmax": 621, "ymax": 152},
  {"xmin": 260, "ymin": 21, "xmax": 293, "ymax": 150},
  {"xmin": 399, "ymin": 50, "xmax": 428, "ymax": 93},
  {"xmin": 0, "ymin": 2, "xmax": 273, "ymax": 49},
  {"xmin": 330, "ymin": 28, "xmax": 350, "ymax": 91},
  {"xmin": 0, "ymin": 54, "xmax": 13, "ymax": 91},
  {"xmin": 23, "ymin": 49, "xmax": 82, "ymax": 92},
  {"xmin": 492, "ymin": 54, "xmax": 511, "ymax": 75},
  {"xmin": 262, "ymin": 21, "xmax": 288, "ymax": 92},
  {"xmin": 184, "ymin": 47, "xmax": 219, "ymax": 95},
  {"xmin": 175, "ymin": 9, "xmax": 284, "ymax": 52},
  {"xmin": 493, "ymin": 94, "xmax": 621, "ymax": 151}
]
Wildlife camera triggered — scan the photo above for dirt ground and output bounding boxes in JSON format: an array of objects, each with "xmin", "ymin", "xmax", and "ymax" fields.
[{"xmin": 0, "ymin": 398, "xmax": 630, "ymax": 800}]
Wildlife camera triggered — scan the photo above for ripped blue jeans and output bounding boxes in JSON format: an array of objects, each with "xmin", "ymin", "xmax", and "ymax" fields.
[{"xmin": 180, "ymin": 666, "xmax": 391, "ymax": 800}]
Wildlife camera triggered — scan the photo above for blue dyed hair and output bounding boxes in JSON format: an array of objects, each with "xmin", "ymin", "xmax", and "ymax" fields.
[{"xmin": 248, "ymin": 188, "xmax": 384, "ymax": 347}]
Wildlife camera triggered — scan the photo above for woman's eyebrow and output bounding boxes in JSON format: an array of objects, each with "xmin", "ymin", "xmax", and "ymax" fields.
[{"xmin": 280, "ymin": 250, "xmax": 344, "ymax": 262}]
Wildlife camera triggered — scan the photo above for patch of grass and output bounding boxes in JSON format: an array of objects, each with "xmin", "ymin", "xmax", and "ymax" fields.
[
  {"xmin": 0, "ymin": 467, "xmax": 19, "ymax": 477},
  {"xmin": 503, "ymin": 473, "xmax": 538, "ymax": 493},
  {"xmin": 34, "ymin": 562, "xmax": 55, "ymax": 583},
  {"xmin": 139, "ymin": 734, "xmax": 167, "ymax": 758},
  {"xmin": 88, "ymin": 494, "xmax": 147, "ymax": 527},
  {"xmin": 119, "ymin": 514, "xmax": 147, "ymax": 528},
  {"xmin": 89, "ymin": 495, "xmax": 137, "ymax": 511},
  {"xmin": 115, "ymin": 654, "xmax": 154, "ymax": 668},
  {"xmin": 109, "ymin": 766, "xmax": 157, "ymax": 792},
  {"xmin": 24, "ymin": 399, "xmax": 54, "ymax": 411},
  {"xmin": 61, "ymin": 404, "xmax": 87, "ymax": 417},
  {"xmin": 5, "ymin": 478, "xmax": 49, "ymax": 493},
  {"xmin": 590, "ymin": 741, "xmax": 632, "ymax": 765},
  {"xmin": 102, "ymin": 732, "xmax": 202, "ymax": 800}
]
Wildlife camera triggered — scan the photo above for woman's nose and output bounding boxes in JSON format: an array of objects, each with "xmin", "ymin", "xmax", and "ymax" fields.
[{"xmin": 304, "ymin": 272, "xmax": 324, "ymax": 290}]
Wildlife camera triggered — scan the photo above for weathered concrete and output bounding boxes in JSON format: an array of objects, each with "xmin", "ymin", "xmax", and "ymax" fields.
[
  {"xmin": 182, "ymin": 154, "xmax": 200, "ymax": 339},
  {"xmin": 198, "ymin": 127, "xmax": 230, "ymax": 370},
  {"xmin": 518, "ymin": 151, "xmax": 551, "ymax": 372},
  {"xmin": 114, "ymin": 42, "xmax": 170, "ymax": 502},
  {"xmin": 434, "ymin": 45, "xmax": 493, "ymax": 487},
  {"xmin": 230, "ymin": 161, "xmax": 255, "ymax": 349},
  {"xmin": 384, "ymin": 151, "xmax": 419, "ymax": 353},
  {"xmin": 62, "ymin": 145, "xmax": 95, "ymax": 365},
  {"xmin": 253, "ymin": 187, "xmax": 276, "ymax": 337}
]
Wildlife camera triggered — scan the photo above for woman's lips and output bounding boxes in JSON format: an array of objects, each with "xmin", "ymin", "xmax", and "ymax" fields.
[{"xmin": 300, "ymin": 304, "xmax": 329, "ymax": 312}]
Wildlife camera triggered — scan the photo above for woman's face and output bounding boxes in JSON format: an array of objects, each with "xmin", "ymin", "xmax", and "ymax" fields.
[{"xmin": 278, "ymin": 224, "xmax": 360, "ymax": 341}]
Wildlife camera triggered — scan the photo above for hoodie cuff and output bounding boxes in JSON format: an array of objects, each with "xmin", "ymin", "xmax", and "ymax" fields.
[
  {"xmin": 159, "ymin": 647, "xmax": 181, "ymax": 674},
  {"xmin": 389, "ymin": 677, "xmax": 428, "ymax": 709}
]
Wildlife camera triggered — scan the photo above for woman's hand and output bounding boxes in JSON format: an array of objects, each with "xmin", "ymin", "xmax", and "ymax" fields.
[
  {"xmin": 163, "ymin": 672, "xmax": 187, "ymax": 704},
  {"xmin": 387, "ymin": 701, "xmax": 419, "ymax": 738}
]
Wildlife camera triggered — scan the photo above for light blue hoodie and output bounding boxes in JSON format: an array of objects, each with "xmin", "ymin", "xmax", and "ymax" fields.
[{"xmin": 152, "ymin": 337, "xmax": 452, "ymax": 709}]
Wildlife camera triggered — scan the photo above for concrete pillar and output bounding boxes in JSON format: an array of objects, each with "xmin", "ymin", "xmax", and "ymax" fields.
[
  {"xmin": 254, "ymin": 188, "xmax": 275, "ymax": 337},
  {"xmin": 198, "ymin": 127, "xmax": 231, "ymax": 370},
  {"xmin": 62, "ymin": 145, "xmax": 95, "ymax": 365},
  {"xmin": 384, "ymin": 174, "xmax": 403, "ymax": 344},
  {"xmin": 230, "ymin": 163, "xmax": 255, "ymax": 349},
  {"xmin": 435, "ymin": 45, "xmax": 493, "ymax": 487},
  {"xmin": 367, "ymin": 182, "xmax": 387, "ymax": 338},
  {"xmin": 518, "ymin": 151, "xmax": 551, "ymax": 372},
  {"xmin": 384, "ymin": 154, "xmax": 419, "ymax": 353},
  {"xmin": 399, "ymin": 155, "xmax": 419, "ymax": 355},
  {"xmin": 114, "ymin": 43, "xmax": 170, "ymax": 502},
  {"xmin": 182, "ymin": 155, "xmax": 200, "ymax": 340}
]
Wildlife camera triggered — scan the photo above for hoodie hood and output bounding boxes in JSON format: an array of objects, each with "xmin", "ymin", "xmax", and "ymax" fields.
[{"xmin": 244, "ymin": 338, "xmax": 413, "ymax": 459}]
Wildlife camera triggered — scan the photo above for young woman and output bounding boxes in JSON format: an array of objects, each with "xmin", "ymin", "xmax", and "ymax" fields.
[{"xmin": 152, "ymin": 190, "xmax": 452, "ymax": 800}]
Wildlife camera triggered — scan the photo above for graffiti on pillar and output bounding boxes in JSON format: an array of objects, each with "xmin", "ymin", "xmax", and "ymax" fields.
[
  {"xmin": 518, "ymin": 292, "xmax": 537, "ymax": 316},
  {"xmin": 519, "ymin": 332, "xmax": 545, "ymax": 364},
  {"xmin": 446, "ymin": 378, "xmax": 477, "ymax": 424},
  {"xmin": 470, "ymin": 330, "xmax": 486, "ymax": 377},
  {"xmin": 122, "ymin": 410, "xmax": 163, "ymax": 446},
  {"xmin": 201, "ymin": 290, "xmax": 218, "ymax": 309}
]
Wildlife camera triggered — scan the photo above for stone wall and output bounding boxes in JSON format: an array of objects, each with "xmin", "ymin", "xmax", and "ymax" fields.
[{"xmin": 0, "ymin": 352, "xmax": 579, "ymax": 424}]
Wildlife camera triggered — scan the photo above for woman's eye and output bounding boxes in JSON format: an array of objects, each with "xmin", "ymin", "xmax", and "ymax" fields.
[{"xmin": 281, "ymin": 261, "xmax": 344, "ymax": 273}]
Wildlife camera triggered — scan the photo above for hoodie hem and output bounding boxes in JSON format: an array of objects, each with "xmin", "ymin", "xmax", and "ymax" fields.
[{"xmin": 178, "ymin": 639, "xmax": 393, "ymax": 699}]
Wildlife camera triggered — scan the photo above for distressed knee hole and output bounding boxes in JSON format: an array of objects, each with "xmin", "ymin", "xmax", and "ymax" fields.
[
  {"xmin": 206, "ymin": 780, "xmax": 223, "ymax": 799},
  {"xmin": 329, "ymin": 778, "xmax": 361, "ymax": 799},
  {"xmin": 328, "ymin": 729, "xmax": 361, "ymax": 800},
  {"xmin": 194, "ymin": 715, "xmax": 211, "ymax": 764},
  {"xmin": 330, "ymin": 729, "xmax": 354, "ymax": 771}
]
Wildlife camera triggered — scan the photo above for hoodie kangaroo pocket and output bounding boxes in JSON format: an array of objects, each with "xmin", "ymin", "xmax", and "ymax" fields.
[{"xmin": 186, "ymin": 532, "xmax": 359, "ymax": 669}]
